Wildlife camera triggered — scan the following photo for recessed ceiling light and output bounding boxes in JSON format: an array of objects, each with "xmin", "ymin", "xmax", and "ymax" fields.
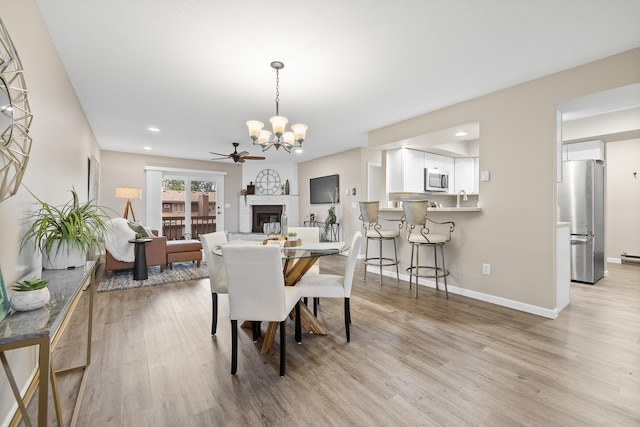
[
  {"xmin": 295, "ymin": 148, "xmax": 303, "ymax": 154},
  {"xmin": 148, "ymin": 127, "xmax": 160, "ymax": 133},
  {"xmin": 455, "ymin": 131, "xmax": 468, "ymax": 137},
  {"xmin": 143, "ymin": 146, "xmax": 152, "ymax": 151}
]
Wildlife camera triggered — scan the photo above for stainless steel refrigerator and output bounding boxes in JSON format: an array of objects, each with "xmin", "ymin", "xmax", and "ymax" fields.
[{"xmin": 558, "ymin": 159, "xmax": 605, "ymax": 284}]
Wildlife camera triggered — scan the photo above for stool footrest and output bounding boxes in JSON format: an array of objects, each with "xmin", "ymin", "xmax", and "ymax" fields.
[
  {"xmin": 406, "ymin": 266, "xmax": 449, "ymax": 279},
  {"xmin": 364, "ymin": 257, "xmax": 399, "ymax": 267}
]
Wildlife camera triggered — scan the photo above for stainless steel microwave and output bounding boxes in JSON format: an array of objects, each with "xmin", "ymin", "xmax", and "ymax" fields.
[{"xmin": 424, "ymin": 168, "xmax": 449, "ymax": 192}]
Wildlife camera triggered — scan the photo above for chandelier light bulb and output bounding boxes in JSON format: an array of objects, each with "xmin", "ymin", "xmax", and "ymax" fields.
[
  {"xmin": 246, "ymin": 120, "xmax": 264, "ymax": 141},
  {"xmin": 283, "ymin": 131, "xmax": 295, "ymax": 146},
  {"xmin": 258, "ymin": 130, "xmax": 272, "ymax": 144},
  {"xmin": 291, "ymin": 123, "xmax": 308, "ymax": 143},
  {"xmin": 269, "ymin": 115, "xmax": 288, "ymax": 136}
]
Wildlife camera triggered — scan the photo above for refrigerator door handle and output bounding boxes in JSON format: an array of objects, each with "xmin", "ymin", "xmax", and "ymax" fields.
[{"xmin": 570, "ymin": 236, "xmax": 589, "ymax": 243}]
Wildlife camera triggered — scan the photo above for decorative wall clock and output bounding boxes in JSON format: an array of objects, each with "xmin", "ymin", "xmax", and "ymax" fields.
[
  {"xmin": 0, "ymin": 18, "xmax": 33, "ymax": 204},
  {"xmin": 255, "ymin": 168, "xmax": 281, "ymax": 195}
]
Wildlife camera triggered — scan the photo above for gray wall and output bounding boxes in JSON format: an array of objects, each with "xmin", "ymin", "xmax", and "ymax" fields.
[{"xmin": 0, "ymin": 0, "xmax": 101, "ymax": 421}]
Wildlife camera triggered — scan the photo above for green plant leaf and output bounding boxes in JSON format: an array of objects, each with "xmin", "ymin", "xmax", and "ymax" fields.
[{"xmin": 20, "ymin": 187, "xmax": 116, "ymax": 260}]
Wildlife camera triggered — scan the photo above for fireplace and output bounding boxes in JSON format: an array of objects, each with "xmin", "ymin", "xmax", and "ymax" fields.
[
  {"xmin": 252, "ymin": 205, "xmax": 282, "ymax": 233},
  {"xmin": 238, "ymin": 195, "xmax": 299, "ymax": 233}
]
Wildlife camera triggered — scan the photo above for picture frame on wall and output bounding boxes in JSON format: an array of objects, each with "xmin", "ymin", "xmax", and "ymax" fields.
[{"xmin": 0, "ymin": 266, "xmax": 10, "ymax": 323}]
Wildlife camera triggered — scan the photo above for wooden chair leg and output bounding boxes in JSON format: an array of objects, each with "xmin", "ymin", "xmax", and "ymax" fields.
[
  {"xmin": 211, "ymin": 293, "xmax": 218, "ymax": 335},
  {"xmin": 231, "ymin": 319, "xmax": 238, "ymax": 375}
]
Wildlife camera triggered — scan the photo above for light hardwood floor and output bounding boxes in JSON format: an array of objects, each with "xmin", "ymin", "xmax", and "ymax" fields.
[{"xmin": 22, "ymin": 259, "xmax": 640, "ymax": 426}]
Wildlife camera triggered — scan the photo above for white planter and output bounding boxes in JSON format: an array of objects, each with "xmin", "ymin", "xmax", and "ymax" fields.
[
  {"xmin": 11, "ymin": 287, "xmax": 50, "ymax": 312},
  {"xmin": 42, "ymin": 242, "xmax": 86, "ymax": 269}
]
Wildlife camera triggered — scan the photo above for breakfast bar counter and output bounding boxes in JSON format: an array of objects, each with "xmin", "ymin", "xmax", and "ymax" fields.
[{"xmin": 379, "ymin": 207, "xmax": 482, "ymax": 213}]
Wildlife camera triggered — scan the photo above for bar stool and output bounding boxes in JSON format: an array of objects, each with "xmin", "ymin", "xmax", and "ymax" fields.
[
  {"xmin": 359, "ymin": 201, "xmax": 400, "ymax": 285},
  {"xmin": 402, "ymin": 200, "xmax": 455, "ymax": 298}
]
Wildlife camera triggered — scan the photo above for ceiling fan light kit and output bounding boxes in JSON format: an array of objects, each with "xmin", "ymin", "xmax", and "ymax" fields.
[{"xmin": 247, "ymin": 61, "xmax": 308, "ymax": 153}]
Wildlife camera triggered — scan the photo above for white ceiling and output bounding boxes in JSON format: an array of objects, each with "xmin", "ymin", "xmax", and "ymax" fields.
[{"xmin": 35, "ymin": 1, "xmax": 640, "ymax": 164}]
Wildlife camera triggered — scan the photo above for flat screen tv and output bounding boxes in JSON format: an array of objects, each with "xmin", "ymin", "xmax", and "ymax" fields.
[{"xmin": 310, "ymin": 174, "xmax": 339, "ymax": 205}]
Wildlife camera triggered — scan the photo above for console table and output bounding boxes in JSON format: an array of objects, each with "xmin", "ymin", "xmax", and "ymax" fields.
[
  {"xmin": 0, "ymin": 260, "xmax": 97, "ymax": 427},
  {"xmin": 303, "ymin": 221, "xmax": 340, "ymax": 242}
]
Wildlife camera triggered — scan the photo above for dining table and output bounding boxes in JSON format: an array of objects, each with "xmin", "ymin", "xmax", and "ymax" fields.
[{"xmin": 213, "ymin": 239, "xmax": 348, "ymax": 353}]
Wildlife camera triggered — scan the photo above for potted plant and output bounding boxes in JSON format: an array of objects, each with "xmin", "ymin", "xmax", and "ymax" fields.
[
  {"xmin": 287, "ymin": 231, "xmax": 298, "ymax": 241},
  {"xmin": 325, "ymin": 205, "xmax": 337, "ymax": 235},
  {"xmin": 20, "ymin": 188, "xmax": 113, "ymax": 269},
  {"xmin": 10, "ymin": 277, "xmax": 50, "ymax": 311}
]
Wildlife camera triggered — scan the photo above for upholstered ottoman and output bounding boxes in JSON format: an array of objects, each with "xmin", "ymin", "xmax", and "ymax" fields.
[{"xmin": 166, "ymin": 239, "xmax": 203, "ymax": 269}]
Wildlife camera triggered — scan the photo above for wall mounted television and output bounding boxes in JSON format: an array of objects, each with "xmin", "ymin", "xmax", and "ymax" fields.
[{"xmin": 310, "ymin": 174, "xmax": 340, "ymax": 204}]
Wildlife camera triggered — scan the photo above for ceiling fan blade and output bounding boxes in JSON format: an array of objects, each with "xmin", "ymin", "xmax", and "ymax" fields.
[
  {"xmin": 242, "ymin": 156, "xmax": 266, "ymax": 160},
  {"xmin": 237, "ymin": 158, "xmax": 246, "ymax": 163},
  {"xmin": 209, "ymin": 151, "xmax": 231, "ymax": 157},
  {"xmin": 237, "ymin": 151, "xmax": 249, "ymax": 157}
]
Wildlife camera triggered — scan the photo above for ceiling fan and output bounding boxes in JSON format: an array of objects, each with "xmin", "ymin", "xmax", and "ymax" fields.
[{"xmin": 209, "ymin": 142, "xmax": 265, "ymax": 163}]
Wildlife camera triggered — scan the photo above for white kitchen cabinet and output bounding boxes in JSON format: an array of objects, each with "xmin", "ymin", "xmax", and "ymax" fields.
[
  {"xmin": 386, "ymin": 148, "xmax": 425, "ymax": 193},
  {"xmin": 403, "ymin": 149, "xmax": 425, "ymax": 192},
  {"xmin": 425, "ymin": 152, "xmax": 453, "ymax": 172},
  {"xmin": 454, "ymin": 157, "xmax": 478, "ymax": 194},
  {"xmin": 563, "ymin": 139, "xmax": 605, "ymax": 162}
]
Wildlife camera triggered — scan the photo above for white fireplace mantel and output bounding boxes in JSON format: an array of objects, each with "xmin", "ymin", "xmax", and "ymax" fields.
[{"xmin": 239, "ymin": 195, "xmax": 299, "ymax": 233}]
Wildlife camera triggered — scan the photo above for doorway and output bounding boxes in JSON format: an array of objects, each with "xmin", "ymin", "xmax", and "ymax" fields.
[{"xmin": 144, "ymin": 166, "xmax": 226, "ymax": 238}]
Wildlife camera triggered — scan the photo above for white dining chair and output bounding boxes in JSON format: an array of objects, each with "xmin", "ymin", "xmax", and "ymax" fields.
[
  {"xmin": 200, "ymin": 231, "xmax": 228, "ymax": 335},
  {"xmin": 288, "ymin": 226, "xmax": 320, "ymax": 274},
  {"xmin": 222, "ymin": 245, "xmax": 303, "ymax": 376},
  {"xmin": 296, "ymin": 232, "xmax": 363, "ymax": 342}
]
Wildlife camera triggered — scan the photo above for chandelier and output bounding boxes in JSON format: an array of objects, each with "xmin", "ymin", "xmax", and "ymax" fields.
[{"xmin": 246, "ymin": 61, "xmax": 308, "ymax": 152}]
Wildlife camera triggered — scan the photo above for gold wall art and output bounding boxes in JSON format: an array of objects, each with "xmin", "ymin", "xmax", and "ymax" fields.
[{"xmin": 0, "ymin": 18, "xmax": 32, "ymax": 205}]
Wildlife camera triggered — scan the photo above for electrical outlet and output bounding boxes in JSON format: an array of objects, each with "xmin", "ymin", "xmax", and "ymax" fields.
[
  {"xmin": 352, "ymin": 202, "xmax": 357, "ymax": 208},
  {"xmin": 482, "ymin": 263, "xmax": 491, "ymax": 275}
]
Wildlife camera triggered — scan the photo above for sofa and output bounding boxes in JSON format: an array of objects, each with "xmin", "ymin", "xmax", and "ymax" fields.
[
  {"xmin": 105, "ymin": 235, "xmax": 167, "ymax": 277},
  {"xmin": 104, "ymin": 218, "xmax": 168, "ymax": 277},
  {"xmin": 104, "ymin": 218, "xmax": 202, "ymax": 277}
]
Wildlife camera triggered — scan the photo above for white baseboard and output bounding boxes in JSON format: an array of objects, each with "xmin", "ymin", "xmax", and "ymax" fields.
[{"xmin": 364, "ymin": 265, "xmax": 560, "ymax": 319}]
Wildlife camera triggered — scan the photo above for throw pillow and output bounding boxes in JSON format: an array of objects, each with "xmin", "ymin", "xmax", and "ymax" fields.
[{"xmin": 127, "ymin": 221, "xmax": 150, "ymax": 237}]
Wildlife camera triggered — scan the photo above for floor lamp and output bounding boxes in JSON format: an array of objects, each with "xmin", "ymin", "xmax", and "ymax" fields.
[{"xmin": 115, "ymin": 187, "xmax": 141, "ymax": 222}]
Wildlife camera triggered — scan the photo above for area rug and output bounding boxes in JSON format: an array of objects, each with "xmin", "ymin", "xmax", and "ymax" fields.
[{"xmin": 98, "ymin": 262, "xmax": 209, "ymax": 292}]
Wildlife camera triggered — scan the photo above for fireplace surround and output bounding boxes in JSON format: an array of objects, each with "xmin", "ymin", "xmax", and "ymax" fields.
[{"xmin": 239, "ymin": 195, "xmax": 299, "ymax": 233}]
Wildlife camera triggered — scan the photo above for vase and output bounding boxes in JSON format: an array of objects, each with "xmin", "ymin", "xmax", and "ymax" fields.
[
  {"xmin": 285, "ymin": 179, "xmax": 290, "ymax": 195},
  {"xmin": 42, "ymin": 241, "xmax": 86, "ymax": 269},
  {"xmin": 11, "ymin": 287, "xmax": 50, "ymax": 312}
]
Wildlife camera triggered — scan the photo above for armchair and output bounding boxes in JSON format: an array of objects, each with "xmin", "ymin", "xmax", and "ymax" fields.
[{"xmin": 104, "ymin": 218, "xmax": 167, "ymax": 277}]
